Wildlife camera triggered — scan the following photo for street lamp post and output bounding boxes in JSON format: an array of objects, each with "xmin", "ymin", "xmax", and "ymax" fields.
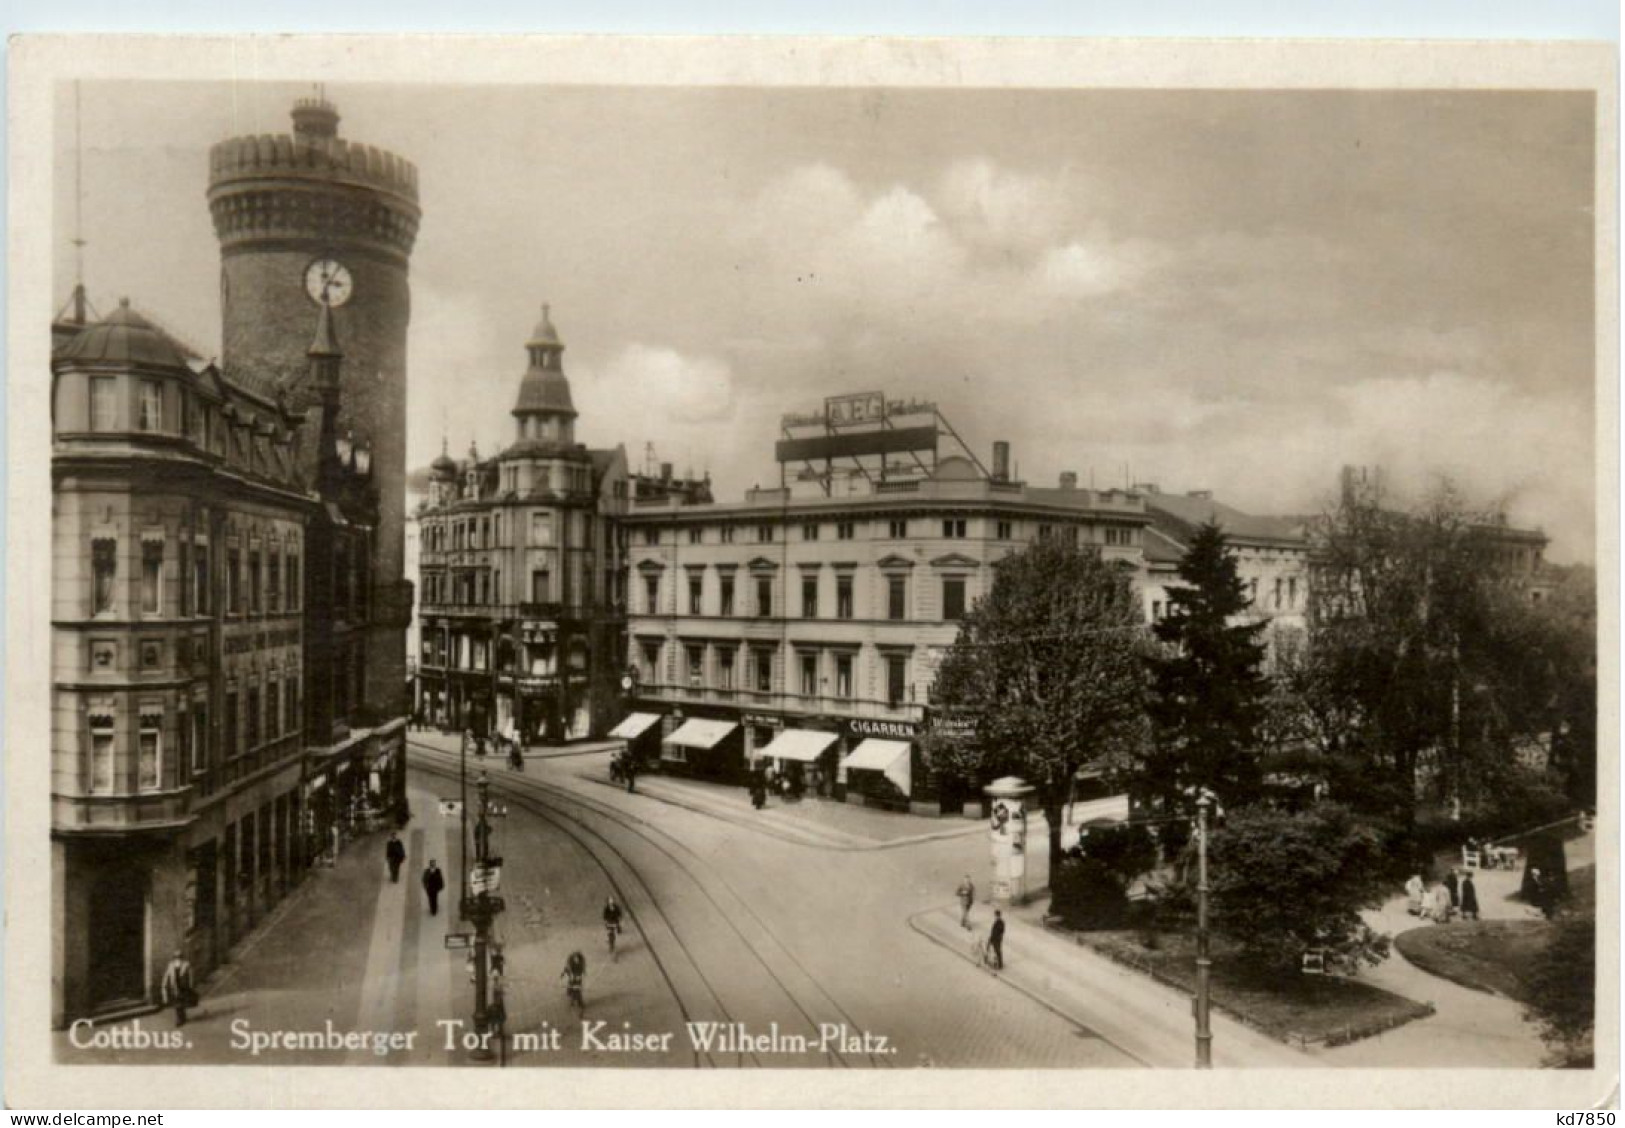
[{"xmin": 1195, "ymin": 791, "xmax": 1213, "ymax": 1069}]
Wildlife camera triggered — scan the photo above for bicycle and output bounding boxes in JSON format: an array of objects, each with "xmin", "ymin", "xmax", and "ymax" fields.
[
  {"xmin": 561, "ymin": 951, "xmax": 587, "ymax": 1017},
  {"xmin": 606, "ymin": 922, "xmax": 619, "ymax": 960}
]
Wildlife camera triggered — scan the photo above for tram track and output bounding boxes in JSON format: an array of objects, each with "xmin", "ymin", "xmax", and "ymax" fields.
[{"xmin": 409, "ymin": 742, "xmax": 890, "ymax": 1069}]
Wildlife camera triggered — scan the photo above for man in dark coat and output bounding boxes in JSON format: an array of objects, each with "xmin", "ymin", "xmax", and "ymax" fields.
[
  {"xmin": 1444, "ymin": 868, "xmax": 1460, "ymax": 910},
  {"xmin": 422, "ymin": 860, "xmax": 446, "ymax": 916},
  {"xmin": 160, "ymin": 949, "xmax": 196, "ymax": 1027},
  {"xmin": 385, "ymin": 832, "xmax": 406, "ymax": 883},
  {"xmin": 1460, "ymin": 873, "xmax": 1480, "ymax": 920},
  {"xmin": 989, "ymin": 910, "xmax": 1006, "ymax": 970}
]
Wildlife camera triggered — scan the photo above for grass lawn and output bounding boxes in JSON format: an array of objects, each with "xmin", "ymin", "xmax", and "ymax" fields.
[
  {"xmin": 1394, "ymin": 865, "xmax": 1594, "ymax": 1003},
  {"xmin": 1072, "ymin": 928, "xmax": 1434, "ymax": 1048}
]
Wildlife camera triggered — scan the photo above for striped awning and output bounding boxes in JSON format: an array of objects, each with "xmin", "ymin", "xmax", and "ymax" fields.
[
  {"xmin": 608, "ymin": 712, "xmax": 662, "ymax": 740},
  {"xmin": 843, "ymin": 738, "xmax": 912, "ymax": 796}
]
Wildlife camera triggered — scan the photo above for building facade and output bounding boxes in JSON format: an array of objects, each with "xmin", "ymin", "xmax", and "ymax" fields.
[
  {"xmin": 618, "ymin": 419, "xmax": 1151, "ymax": 815},
  {"xmin": 50, "ymin": 95, "xmax": 416, "ymax": 1027},
  {"xmin": 414, "ymin": 308, "xmax": 639, "ymax": 744}
]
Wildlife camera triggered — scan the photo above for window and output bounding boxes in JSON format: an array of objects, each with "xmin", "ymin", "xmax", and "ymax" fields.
[
  {"xmin": 138, "ymin": 380, "xmax": 163, "ymax": 431},
  {"xmin": 645, "ymin": 575, "xmax": 661, "ymax": 614},
  {"xmin": 686, "ymin": 645, "xmax": 704, "ymax": 687},
  {"xmin": 178, "ymin": 543, "xmax": 191, "ymax": 616},
  {"xmin": 942, "ymin": 518, "xmax": 967, "ymax": 539},
  {"xmin": 886, "ymin": 655, "xmax": 907, "ymax": 707},
  {"xmin": 89, "ymin": 713, "xmax": 116, "ymax": 794},
  {"xmin": 194, "ymin": 544, "xmax": 210, "ymax": 615},
  {"xmin": 640, "ymin": 641, "xmax": 661, "ymax": 681},
  {"xmin": 757, "ymin": 525, "xmax": 775, "ymax": 543},
  {"xmin": 286, "ymin": 553, "xmax": 299, "ymax": 612},
  {"xmin": 191, "ymin": 702, "xmax": 208, "ymax": 773},
  {"xmin": 688, "ymin": 527, "xmax": 703, "ymax": 545},
  {"xmin": 887, "ymin": 575, "xmax": 907, "ymax": 621},
  {"xmin": 246, "ymin": 686, "xmax": 260, "ymax": 750},
  {"xmin": 835, "ymin": 654, "xmax": 853, "ymax": 699},
  {"xmin": 224, "ymin": 691, "xmax": 238, "ymax": 760},
  {"xmin": 227, "ymin": 547, "xmax": 241, "ymax": 613},
  {"xmin": 92, "ymin": 539, "xmax": 117, "ymax": 614},
  {"xmin": 802, "ymin": 523, "xmax": 820, "ymax": 541},
  {"xmin": 267, "ymin": 553, "xmax": 281, "ymax": 613},
  {"xmin": 90, "ymin": 377, "xmax": 117, "ymax": 431},
  {"xmin": 756, "ymin": 577, "xmax": 773, "ymax": 618},
  {"xmin": 688, "ymin": 575, "xmax": 703, "ymax": 615},
  {"xmin": 266, "ymin": 682, "xmax": 280, "ymax": 741},
  {"xmin": 719, "ymin": 575, "xmax": 735, "ymax": 616},
  {"xmin": 836, "ymin": 522, "xmax": 855, "ymax": 540},
  {"xmin": 753, "ymin": 650, "xmax": 773, "ymax": 693},
  {"xmin": 720, "ymin": 526, "xmax": 735, "ymax": 544},
  {"xmin": 1152, "ymin": 600, "xmax": 1164, "ymax": 621},
  {"xmin": 532, "ymin": 569, "xmax": 551, "ymax": 603},
  {"xmin": 888, "ymin": 519, "xmax": 907, "ymax": 538},
  {"xmin": 140, "ymin": 540, "xmax": 163, "ymax": 615},
  {"xmin": 533, "ymin": 513, "xmax": 553, "ymax": 545},
  {"xmin": 800, "ymin": 652, "xmax": 818, "ymax": 695},
  {"xmin": 718, "ymin": 648, "xmax": 735, "ymax": 689},
  {"xmin": 836, "ymin": 574, "xmax": 854, "ymax": 620},
  {"xmin": 1288, "ymin": 577, "xmax": 1298, "ymax": 609},
  {"xmin": 996, "ymin": 520, "xmax": 1013, "ymax": 540},
  {"xmin": 136, "ymin": 711, "xmax": 161, "ymax": 790},
  {"xmin": 644, "ymin": 527, "xmax": 660, "ymax": 546},
  {"xmin": 943, "ymin": 577, "xmax": 967, "ymax": 621},
  {"xmin": 248, "ymin": 550, "xmax": 262, "ymax": 613},
  {"xmin": 1273, "ymin": 577, "xmax": 1283, "ymax": 609},
  {"xmin": 802, "ymin": 576, "xmax": 818, "ymax": 618},
  {"xmin": 1248, "ymin": 578, "xmax": 1259, "ymax": 604},
  {"xmin": 1037, "ymin": 524, "xmax": 1052, "ymax": 541}
]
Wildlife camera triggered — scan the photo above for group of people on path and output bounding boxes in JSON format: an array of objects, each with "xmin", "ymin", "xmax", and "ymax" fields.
[
  {"xmin": 1406, "ymin": 867, "xmax": 1480, "ymax": 923},
  {"xmin": 384, "ymin": 831, "xmax": 449, "ymax": 916}
]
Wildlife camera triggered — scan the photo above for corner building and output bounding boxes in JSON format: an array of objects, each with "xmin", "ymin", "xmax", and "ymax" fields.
[{"xmin": 619, "ymin": 416, "xmax": 1151, "ymax": 815}]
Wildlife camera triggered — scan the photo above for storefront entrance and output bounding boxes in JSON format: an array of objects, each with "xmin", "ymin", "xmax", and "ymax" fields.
[{"xmin": 86, "ymin": 864, "xmax": 147, "ymax": 1009}]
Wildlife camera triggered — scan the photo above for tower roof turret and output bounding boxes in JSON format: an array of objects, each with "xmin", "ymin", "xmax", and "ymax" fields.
[
  {"xmin": 513, "ymin": 303, "xmax": 577, "ymax": 419},
  {"xmin": 54, "ymin": 298, "xmax": 191, "ymax": 372},
  {"xmin": 430, "ymin": 437, "xmax": 458, "ymax": 479}
]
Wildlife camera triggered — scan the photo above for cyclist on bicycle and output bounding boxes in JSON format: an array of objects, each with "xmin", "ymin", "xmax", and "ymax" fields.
[
  {"xmin": 561, "ymin": 951, "xmax": 586, "ymax": 1014},
  {"xmin": 602, "ymin": 896, "xmax": 624, "ymax": 956}
]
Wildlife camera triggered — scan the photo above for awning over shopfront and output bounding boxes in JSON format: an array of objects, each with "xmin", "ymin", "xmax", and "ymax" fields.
[
  {"xmin": 666, "ymin": 718, "xmax": 738, "ymax": 750},
  {"xmin": 609, "ymin": 712, "xmax": 663, "ymax": 740},
  {"xmin": 758, "ymin": 728, "xmax": 837, "ymax": 763},
  {"xmin": 843, "ymin": 738, "xmax": 912, "ymax": 796}
]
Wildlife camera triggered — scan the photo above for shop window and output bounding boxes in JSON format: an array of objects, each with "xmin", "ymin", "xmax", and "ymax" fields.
[
  {"xmin": 835, "ymin": 654, "xmax": 853, "ymax": 699},
  {"xmin": 139, "ymin": 709, "xmax": 162, "ymax": 791},
  {"xmin": 887, "ymin": 575, "xmax": 907, "ymax": 621},
  {"xmin": 802, "ymin": 576, "xmax": 818, "ymax": 618},
  {"xmin": 836, "ymin": 574, "xmax": 854, "ymax": 620},
  {"xmin": 90, "ymin": 377, "xmax": 117, "ymax": 431},
  {"xmin": 88, "ymin": 713, "xmax": 115, "ymax": 795},
  {"xmin": 92, "ymin": 538, "xmax": 117, "ymax": 615},
  {"xmin": 943, "ymin": 577, "xmax": 967, "ymax": 621},
  {"xmin": 141, "ymin": 540, "xmax": 164, "ymax": 615}
]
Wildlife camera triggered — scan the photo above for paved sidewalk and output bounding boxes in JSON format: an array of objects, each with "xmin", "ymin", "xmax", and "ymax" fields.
[{"xmin": 909, "ymin": 906, "xmax": 1310, "ymax": 1069}]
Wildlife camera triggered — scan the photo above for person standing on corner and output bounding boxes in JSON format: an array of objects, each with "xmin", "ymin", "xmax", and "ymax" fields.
[
  {"xmin": 385, "ymin": 831, "xmax": 406, "ymax": 883},
  {"xmin": 160, "ymin": 949, "xmax": 196, "ymax": 1028},
  {"xmin": 422, "ymin": 859, "xmax": 446, "ymax": 916},
  {"xmin": 957, "ymin": 875, "xmax": 975, "ymax": 929},
  {"xmin": 989, "ymin": 909, "xmax": 1006, "ymax": 970},
  {"xmin": 1460, "ymin": 871, "xmax": 1480, "ymax": 921}
]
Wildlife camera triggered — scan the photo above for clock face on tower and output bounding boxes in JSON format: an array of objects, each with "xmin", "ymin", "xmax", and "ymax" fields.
[{"xmin": 304, "ymin": 258, "xmax": 354, "ymax": 307}]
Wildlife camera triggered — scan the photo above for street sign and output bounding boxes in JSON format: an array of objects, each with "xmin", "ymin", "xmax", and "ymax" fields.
[
  {"xmin": 469, "ymin": 864, "xmax": 503, "ymax": 895},
  {"xmin": 444, "ymin": 933, "xmax": 475, "ymax": 949},
  {"xmin": 439, "ymin": 799, "xmax": 463, "ymax": 816}
]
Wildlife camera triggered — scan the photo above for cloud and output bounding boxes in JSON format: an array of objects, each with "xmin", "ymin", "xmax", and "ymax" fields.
[{"xmin": 935, "ymin": 158, "xmax": 1074, "ymax": 255}]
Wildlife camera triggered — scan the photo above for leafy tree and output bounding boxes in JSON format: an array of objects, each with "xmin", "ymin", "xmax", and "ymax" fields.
[
  {"xmin": 1205, "ymin": 802, "xmax": 1392, "ymax": 973},
  {"xmin": 1073, "ymin": 821, "xmax": 1159, "ymax": 890},
  {"xmin": 1136, "ymin": 522, "xmax": 1269, "ymax": 814},
  {"xmin": 927, "ymin": 536, "xmax": 1147, "ymax": 874},
  {"xmin": 1050, "ymin": 857, "xmax": 1134, "ymax": 930},
  {"xmin": 1524, "ymin": 915, "xmax": 1595, "ymax": 1067}
]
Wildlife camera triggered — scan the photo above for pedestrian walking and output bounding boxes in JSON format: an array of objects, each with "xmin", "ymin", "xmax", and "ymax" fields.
[
  {"xmin": 1430, "ymin": 881, "xmax": 1452, "ymax": 924},
  {"xmin": 1460, "ymin": 872, "xmax": 1480, "ymax": 920},
  {"xmin": 385, "ymin": 832, "xmax": 406, "ymax": 883},
  {"xmin": 989, "ymin": 910, "xmax": 1005, "ymax": 970},
  {"xmin": 1404, "ymin": 872, "xmax": 1425, "ymax": 916},
  {"xmin": 957, "ymin": 875, "xmax": 975, "ymax": 929},
  {"xmin": 422, "ymin": 860, "xmax": 446, "ymax": 916},
  {"xmin": 1444, "ymin": 868, "xmax": 1460, "ymax": 910},
  {"xmin": 624, "ymin": 755, "xmax": 637, "ymax": 794},
  {"xmin": 160, "ymin": 949, "xmax": 196, "ymax": 1028}
]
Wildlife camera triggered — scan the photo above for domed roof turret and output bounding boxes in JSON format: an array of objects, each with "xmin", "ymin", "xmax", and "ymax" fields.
[
  {"xmin": 430, "ymin": 437, "xmax": 458, "ymax": 479},
  {"xmin": 55, "ymin": 298, "xmax": 191, "ymax": 372},
  {"xmin": 512, "ymin": 303, "xmax": 577, "ymax": 420}
]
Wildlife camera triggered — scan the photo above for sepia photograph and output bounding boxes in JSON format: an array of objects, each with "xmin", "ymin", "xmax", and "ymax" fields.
[{"xmin": 5, "ymin": 34, "xmax": 1616, "ymax": 1109}]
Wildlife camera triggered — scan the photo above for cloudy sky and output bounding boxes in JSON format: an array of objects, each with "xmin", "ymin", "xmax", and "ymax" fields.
[{"xmin": 54, "ymin": 81, "xmax": 1596, "ymax": 560}]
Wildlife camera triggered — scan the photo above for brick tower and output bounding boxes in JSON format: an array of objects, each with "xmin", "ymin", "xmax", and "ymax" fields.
[{"xmin": 208, "ymin": 94, "xmax": 421, "ymax": 717}]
